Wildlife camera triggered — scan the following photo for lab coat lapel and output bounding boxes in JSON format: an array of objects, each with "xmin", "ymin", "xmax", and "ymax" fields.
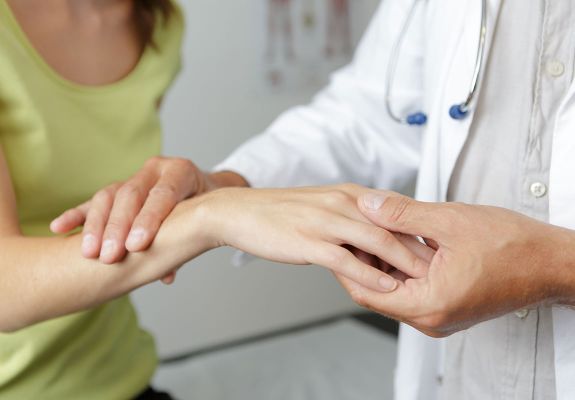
[{"xmin": 436, "ymin": 0, "xmax": 503, "ymax": 200}]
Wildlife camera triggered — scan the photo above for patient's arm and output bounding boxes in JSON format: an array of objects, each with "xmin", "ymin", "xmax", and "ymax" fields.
[
  {"xmin": 2, "ymin": 139, "xmax": 430, "ymax": 332},
  {"xmin": 0, "ymin": 146, "xmax": 209, "ymax": 332}
]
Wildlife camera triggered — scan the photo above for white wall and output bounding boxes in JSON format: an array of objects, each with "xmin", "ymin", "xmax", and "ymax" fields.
[{"xmin": 132, "ymin": 0, "xmax": 381, "ymax": 358}]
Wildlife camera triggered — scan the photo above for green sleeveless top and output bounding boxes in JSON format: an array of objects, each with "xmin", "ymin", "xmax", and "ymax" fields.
[{"xmin": 0, "ymin": 3, "xmax": 184, "ymax": 399}]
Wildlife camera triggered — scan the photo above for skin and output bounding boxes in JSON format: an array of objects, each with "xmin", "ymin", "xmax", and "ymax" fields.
[
  {"xmin": 51, "ymin": 157, "xmax": 247, "ymax": 275},
  {"xmin": 7, "ymin": 0, "xmax": 143, "ymax": 86},
  {"xmin": 5, "ymin": 0, "xmax": 423, "ymax": 332},
  {"xmin": 2, "ymin": 153, "xmax": 428, "ymax": 332},
  {"xmin": 40, "ymin": 0, "xmax": 575, "ymax": 342},
  {"xmin": 0, "ymin": 145, "xmax": 206, "ymax": 332},
  {"xmin": 334, "ymin": 190, "xmax": 575, "ymax": 338},
  {"xmin": 5, "ymin": 0, "xmax": 412, "ymax": 331}
]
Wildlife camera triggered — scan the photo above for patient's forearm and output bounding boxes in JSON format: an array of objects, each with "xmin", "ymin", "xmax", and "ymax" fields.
[{"xmin": 0, "ymin": 211, "xmax": 205, "ymax": 332}]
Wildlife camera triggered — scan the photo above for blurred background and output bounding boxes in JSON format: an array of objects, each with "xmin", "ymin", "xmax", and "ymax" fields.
[{"xmin": 131, "ymin": 1, "xmax": 398, "ymax": 399}]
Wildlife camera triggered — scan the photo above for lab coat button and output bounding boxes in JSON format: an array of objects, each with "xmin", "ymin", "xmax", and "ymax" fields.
[
  {"xmin": 546, "ymin": 60, "xmax": 565, "ymax": 77},
  {"xmin": 530, "ymin": 182, "xmax": 547, "ymax": 198},
  {"xmin": 515, "ymin": 309, "xmax": 529, "ymax": 319}
]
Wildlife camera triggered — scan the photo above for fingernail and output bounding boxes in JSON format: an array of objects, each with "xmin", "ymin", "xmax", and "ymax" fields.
[
  {"xmin": 101, "ymin": 240, "xmax": 117, "ymax": 260},
  {"xmin": 50, "ymin": 219, "xmax": 60, "ymax": 231},
  {"xmin": 362, "ymin": 193, "xmax": 386, "ymax": 211},
  {"xmin": 379, "ymin": 276, "xmax": 397, "ymax": 292},
  {"xmin": 82, "ymin": 234, "xmax": 96, "ymax": 254},
  {"xmin": 126, "ymin": 228, "xmax": 146, "ymax": 248}
]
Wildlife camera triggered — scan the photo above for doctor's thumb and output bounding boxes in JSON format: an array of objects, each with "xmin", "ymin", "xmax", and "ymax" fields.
[{"xmin": 358, "ymin": 191, "xmax": 432, "ymax": 238}]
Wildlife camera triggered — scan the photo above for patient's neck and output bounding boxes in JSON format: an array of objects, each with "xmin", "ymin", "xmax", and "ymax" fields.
[{"xmin": 6, "ymin": 0, "xmax": 143, "ymax": 86}]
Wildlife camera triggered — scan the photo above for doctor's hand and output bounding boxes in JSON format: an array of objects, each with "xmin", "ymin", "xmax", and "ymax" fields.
[
  {"xmin": 50, "ymin": 156, "xmax": 248, "ymax": 269},
  {"xmin": 335, "ymin": 191, "xmax": 575, "ymax": 337},
  {"xmin": 168, "ymin": 184, "xmax": 432, "ymax": 293}
]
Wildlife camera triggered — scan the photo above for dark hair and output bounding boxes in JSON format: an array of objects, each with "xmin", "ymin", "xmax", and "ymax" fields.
[{"xmin": 134, "ymin": 0, "xmax": 175, "ymax": 48}]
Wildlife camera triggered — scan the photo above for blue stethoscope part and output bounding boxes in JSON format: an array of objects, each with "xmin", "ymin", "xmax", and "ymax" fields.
[
  {"xmin": 449, "ymin": 104, "xmax": 469, "ymax": 120},
  {"xmin": 405, "ymin": 105, "xmax": 468, "ymax": 125},
  {"xmin": 406, "ymin": 112, "xmax": 428, "ymax": 126},
  {"xmin": 386, "ymin": 0, "xmax": 487, "ymax": 126}
]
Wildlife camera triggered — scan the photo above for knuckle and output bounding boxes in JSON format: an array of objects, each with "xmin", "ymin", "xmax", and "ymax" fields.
[
  {"xmin": 386, "ymin": 196, "xmax": 412, "ymax": 225},
  {"xmin": 372, "ymin": 228, "xmax": 395, "ymax": 247},
  {"xmin": 145, "ymin": 156, "xmax": 164, "ymax": 168},
  {"xmin": 118, "ymin": 183, "xmax": 143, "ymax": 199},
  {"xmin": 104, "ymin": 219, "xmax": 125, "ymax": 234},
  {"xmin": 150, "ymin": 183, "xmax": 178, "ymax": 200},
  {"xmin": 320, "ymin": 247, "xmax": 347, "ymax": 268},
  {"xmin": 339, "ymin": 182, "xmax": 361, "ymax": 193},
  {"xmin": 349, "ymin": 288, "xmax": 368, "ymax": 307},
  {"xmin": 138, "ymin": 210, "xmax": 162, "ymax": 224},
  {"xmin": 94, "ymin": 188, "xmax": 114, "ymax": 204},
  {"xmin": 323, "ymin": 189, "xmax": 353, "ymax": 208},
  {"xmin": 171, "ymin": 157, "xmax": 194, "ymax": 171}
]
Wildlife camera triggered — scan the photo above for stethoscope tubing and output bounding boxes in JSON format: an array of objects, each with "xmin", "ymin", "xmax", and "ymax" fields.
[{"xmin": 385, "ymin": 0, "xmax": 488, "ymax": 125}]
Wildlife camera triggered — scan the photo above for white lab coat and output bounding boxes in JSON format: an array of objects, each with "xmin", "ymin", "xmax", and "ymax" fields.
[{"xmin": 215, "ymin": 1, "xmax": 575, "ymax": 398}]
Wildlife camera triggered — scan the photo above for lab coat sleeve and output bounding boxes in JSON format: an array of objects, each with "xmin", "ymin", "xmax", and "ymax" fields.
[{"xmin": 214, "ymin": 0, "xmax": 425, "ymax": 192}]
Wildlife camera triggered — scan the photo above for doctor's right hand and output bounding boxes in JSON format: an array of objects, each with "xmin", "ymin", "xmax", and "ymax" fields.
[{"xmin": 50, "ymin": 156, "xmax": 248, "ymax": 269}]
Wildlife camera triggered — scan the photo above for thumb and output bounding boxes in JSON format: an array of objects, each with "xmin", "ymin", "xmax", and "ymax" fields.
[{"xmin": 358, "ymin": 191, "xmax": 441, "ymax": 240}]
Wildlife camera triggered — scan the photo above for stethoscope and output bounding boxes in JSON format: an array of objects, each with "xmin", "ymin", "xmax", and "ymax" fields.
[{"xmin": 385, "ymin": 0, "xmax": 488, "ymax": 125}]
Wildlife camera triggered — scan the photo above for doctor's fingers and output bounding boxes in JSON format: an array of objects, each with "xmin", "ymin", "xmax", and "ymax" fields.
[
  {"xmin": 126, "ymin": 165, "xmax": 199, "ymax": 252},
  {"xmin": 80, "ymin": 182, "xmax": 123, "ymax": 258},
  {"xmin": 335, "ymin": 219, "xmax": 430, "ymax": 279},
  {"xmin": 50, "ymin": 201, "xmax": 91, "ymax": 234},
  {"xmin": 98, "ymin": 172, "xmax": 159, "ymax": 264},
  {"xmin": 358, "ymin": 191, "xmax": 449, "ymax": 241},
  {"xmin": 334, "ymin": 274, "xmax": 445, "ymax": 337}
]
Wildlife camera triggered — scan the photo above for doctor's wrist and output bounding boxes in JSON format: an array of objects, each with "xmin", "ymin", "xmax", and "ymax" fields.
[
  {"xmin": 206, "ymin": 171, "xmax": 250, "ymax": 191},
  {"xmin": 550, "ymin": 227, "xmax": 575, "ymax": 306}
]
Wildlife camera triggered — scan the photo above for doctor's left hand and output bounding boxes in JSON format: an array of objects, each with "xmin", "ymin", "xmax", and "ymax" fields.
[
  {"xmin": 335, "ymin": 191, "xmax": 575, "ymax": 338},
  {"xmin": 49, "ymin": 156, "xmax": 248, "ymax": 275}
]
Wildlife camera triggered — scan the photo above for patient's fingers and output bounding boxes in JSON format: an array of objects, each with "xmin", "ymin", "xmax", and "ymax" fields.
[
  {"xmin": 310, "ymin": 243, "xmax": 398, "ymax": 293},
  {"xmin": 50, "ymin": 201, "xmax": 90, "ymax": 234},
  {"xmin": 395, "ymin": 233, "xmax": 435, "ymax": 263},
  {"xmin": 334, "ymin": 219, "xmax": 430, "ymax": 279}
]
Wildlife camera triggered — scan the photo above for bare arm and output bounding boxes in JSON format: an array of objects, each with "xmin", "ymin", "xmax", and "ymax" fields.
[{"xmin": 0, "ymin": 147, "xmax": 207, "ymax": 333}]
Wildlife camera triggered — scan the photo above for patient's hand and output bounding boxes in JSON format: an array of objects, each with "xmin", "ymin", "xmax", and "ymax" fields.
[
  {"xmin": 50, "ymin": 156, "xmax": 248, "ymax": 274},
  {"xmin": 168, "ymin": 184, "xmax": 432, "ymax": 293}
]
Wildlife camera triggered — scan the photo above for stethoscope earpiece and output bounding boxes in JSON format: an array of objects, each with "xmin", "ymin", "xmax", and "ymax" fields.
[
  {"xmin": 406, "ymin": 112, "xmax": 428, "ymax": 126},
  {"xmin": 449, "ymin": 104, "xmax": 469, "ymax": 120}
]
